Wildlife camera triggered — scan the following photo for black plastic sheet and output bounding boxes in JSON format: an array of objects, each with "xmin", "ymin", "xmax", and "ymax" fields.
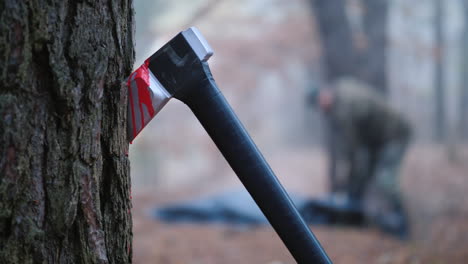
[{"xmin": 154, "ymin": 189, "xmax": 365, "ymax": 227}]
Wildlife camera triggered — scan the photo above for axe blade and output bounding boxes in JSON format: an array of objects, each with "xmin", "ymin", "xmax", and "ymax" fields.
[
  {"xmin": 127, "ymin": 60, "xmax": 171, "ymax": 143},
  {"xmin": 127, "ymin": 27, "xmax": 212, "ymax": 142}
]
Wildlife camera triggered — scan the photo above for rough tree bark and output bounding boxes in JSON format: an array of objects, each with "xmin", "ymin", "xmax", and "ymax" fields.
[{"xmin": 0, "ymin": 0, "xmax": 134, "ymax": 263}]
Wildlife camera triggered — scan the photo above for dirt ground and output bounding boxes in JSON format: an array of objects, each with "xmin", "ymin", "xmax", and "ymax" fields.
[{"xmin": 132, "ymin": 145, "xmax": 468, "ymax": 264}]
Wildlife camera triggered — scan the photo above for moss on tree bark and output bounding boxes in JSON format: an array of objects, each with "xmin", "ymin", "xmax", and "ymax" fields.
[{"xmin": 0, "ymin": 0, "xmax": 134, "ymax": 263}]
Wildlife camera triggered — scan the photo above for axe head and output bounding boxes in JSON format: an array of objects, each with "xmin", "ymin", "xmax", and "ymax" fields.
[{"xmin": 127, "ymin": 27, "xmax": 214, "ymax": 142}]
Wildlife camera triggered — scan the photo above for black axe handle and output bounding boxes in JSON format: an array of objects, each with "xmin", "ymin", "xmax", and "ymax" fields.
[{"xmin": 177, "ymin": 63, "xmax": 332, "ymax": 264}]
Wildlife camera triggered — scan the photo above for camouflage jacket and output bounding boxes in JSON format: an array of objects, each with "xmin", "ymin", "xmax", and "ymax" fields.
[{"xmin": 326, "ymin": 78, "xmax": 411, "ymax": 150}]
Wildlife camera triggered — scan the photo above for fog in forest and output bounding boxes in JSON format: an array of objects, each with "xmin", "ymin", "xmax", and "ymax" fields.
[{"xmin": 130, "ymin": 0, "xmax": 468, "ymax": 263}]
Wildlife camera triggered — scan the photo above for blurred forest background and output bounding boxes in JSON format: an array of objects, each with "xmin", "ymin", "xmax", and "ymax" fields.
[{"xmin": 130, "ymin": 0, "xmax": 468, "ymax": 263}]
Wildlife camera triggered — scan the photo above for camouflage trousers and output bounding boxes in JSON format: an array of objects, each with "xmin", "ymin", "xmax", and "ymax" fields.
[
  {"xmin": 346, "ymin": 138, "xmax": 410, "ymax": 237},
  {"xmin": 348, "ymin": 138, "xmax": 409, "ymax": 207}
]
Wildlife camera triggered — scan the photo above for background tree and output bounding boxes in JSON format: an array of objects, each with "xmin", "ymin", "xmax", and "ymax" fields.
[
  {"xmin": 358, "ymin": 0, "xmax": 389, "ymax": 94},
  {"xmin": 0, "ymin": 0, "xmax": 134, "ymax": 263},
  {"xmin": 310, "ymin": 0, "xmax": 389, "ymax": 94},
  {"xmin": 310, "ymin": 0, "xmax": 355, "ymax": 86},
  {"xmin": 309, "ymin": 0, "xmax": 389, "ymax": 189},
  {"xmin": 434, "ymin": 0, "xmax": 446, "ymax": 141},
  {"xmin": 460, "ymin": 0, "xmax": 468, "ymax": 140}
]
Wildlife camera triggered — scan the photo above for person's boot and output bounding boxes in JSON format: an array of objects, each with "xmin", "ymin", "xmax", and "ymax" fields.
[{"xmin": 375, "ymin": 204, "xmax": 410, "ymax": 240}]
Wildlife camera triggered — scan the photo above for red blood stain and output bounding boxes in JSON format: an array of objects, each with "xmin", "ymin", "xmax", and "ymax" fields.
[{"xmin": 127, "ymin": 59, "xmax": 156, "ymax": 142}]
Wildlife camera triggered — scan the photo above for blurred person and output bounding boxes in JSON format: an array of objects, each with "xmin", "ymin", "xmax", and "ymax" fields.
[{"xmin": 308, "ymin": 77, "xmax": 412, "ymax": 238}]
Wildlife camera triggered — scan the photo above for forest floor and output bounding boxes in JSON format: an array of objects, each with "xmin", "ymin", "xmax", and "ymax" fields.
[{"xmin": 132, "ymin": 144, "xmax": 468, "ymax": 264}]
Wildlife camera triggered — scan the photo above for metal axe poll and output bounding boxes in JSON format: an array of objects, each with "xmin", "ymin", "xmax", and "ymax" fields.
[{"xmin": 127, "ymin": 27, "xmax": 331, "ymax": 264}]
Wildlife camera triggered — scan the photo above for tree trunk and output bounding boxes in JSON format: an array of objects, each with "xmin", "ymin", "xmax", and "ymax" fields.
[
  {"xmin": 310, "ymin": 0, "xmax": 355, "ymax": 83},
  {"xmin": 0, "ymin": 1, "xmax": 134, "ymax": 263},
  {"xmin": 310, "ymin": 0, "xmax": 388, "ymax": 94},
  {"xmin": 434, "ymin": 0, "xmax": 446, "ymax": 141},
  {"xmin": 358, "ymin": 0, "xmax": 389, "ymax": 94},
  {"xmin": 460, "ymin": 0, "xmax": 468, "ymax": 140},
  {"xmin": 310, "ymin": 0, "xmax": 389, "ymax": 191},
  {"xmin": 310, "ymin": 0, "xmax": 354, "ymax": 190}
]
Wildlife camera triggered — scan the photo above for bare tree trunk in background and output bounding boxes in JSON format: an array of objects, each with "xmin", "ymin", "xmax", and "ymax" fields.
[
  {"xmin": 434, "ymin": 0, "xmax": 446, "ymax": 142},
  {"xmin": 311, "ymin": 0, "xmax": 355, "ymax": 83},
  {"xmin": 359, "ymin": 0, "xmax": 389, "ymax": 94},
  {"xmin": 310, "ymin": 0, "xmax": 352, "ymax": 188},
  {"xmin": 311, "ymin": 0, "xmax": 388, "ymax": 94},
  {"xmin": 0, "ymin": 1, "xmax": 134, "ymax": 263},
  {"xmin": 461, "ymin": 0, "xmax": 468, "ymax": 140},
  {"xmin": 310, "ymin": 0, "xmax": 389, "ymax": 191}
]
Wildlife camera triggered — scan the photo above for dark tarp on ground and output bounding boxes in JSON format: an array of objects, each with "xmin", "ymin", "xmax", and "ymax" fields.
[{"xmin": 154, "ymin": 189, "xmax": 364, "ymax": 226}]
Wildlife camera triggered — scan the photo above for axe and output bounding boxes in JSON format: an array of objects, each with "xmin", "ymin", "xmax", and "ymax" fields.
[{"xmin": 127, "ymin": 27, "xmax": 331, "ymax": 264}]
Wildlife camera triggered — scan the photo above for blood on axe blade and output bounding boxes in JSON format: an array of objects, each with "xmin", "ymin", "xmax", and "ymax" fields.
[{"xmin": 127, "ymin": 27, "xmax": 332, "ymax": 264}]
